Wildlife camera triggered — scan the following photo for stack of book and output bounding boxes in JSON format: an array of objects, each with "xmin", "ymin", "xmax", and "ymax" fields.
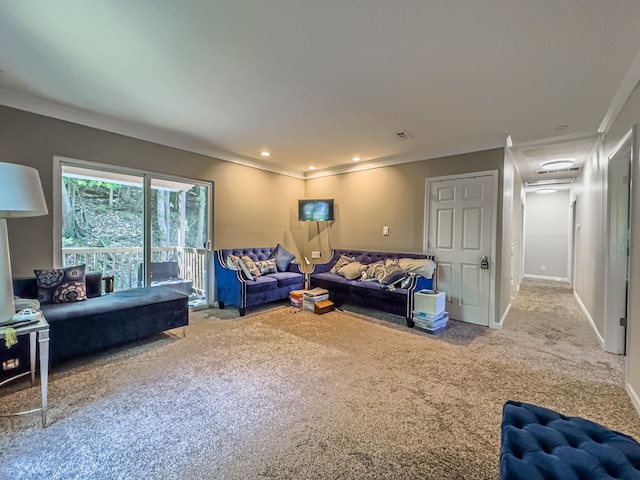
[
  {"xmin": 289, "ymin": 289, "xmax": 307, "ymax": 308},
  {"xmin": 303, "ymin": 287, "xmax": 329, "ymax": 311},
  {"xmin": 412, "ymin": 289, "xmax": 448, "ymax": 334}
]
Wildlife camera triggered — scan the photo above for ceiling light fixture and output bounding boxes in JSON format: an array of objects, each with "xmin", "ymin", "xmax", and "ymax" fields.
[
  {"xmin": 308, "ymin": 166, "xmax": 316, "ymax": 170},
  {"xmin": 352, "ymin": 157, "xmax": 361, "ymax": 162},
  {"xmin": 260, "ymin": 151, "xmax": 271, "ymax": 157},
  {"xmin": 541, "ymin": 158, "xmax": 574, "ymax": 170},
  {"xmin": 536, "ymin": 188, "xmax": 557, "ymax": 194}
]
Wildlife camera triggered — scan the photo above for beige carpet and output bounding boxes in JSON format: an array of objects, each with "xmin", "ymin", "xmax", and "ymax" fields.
[{"xmin": 0, "ymin": 278, "xmax": 638, "ymax": 479}]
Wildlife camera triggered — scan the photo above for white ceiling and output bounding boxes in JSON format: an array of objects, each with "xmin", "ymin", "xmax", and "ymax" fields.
[{"xmin": 1, "ymin": 1, "xmax": 640, "ymax": 181}]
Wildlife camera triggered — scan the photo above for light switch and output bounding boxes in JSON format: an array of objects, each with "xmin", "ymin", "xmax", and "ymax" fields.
[{"xmin": 383, "ymin": 226, "xmax": 389, "ymax": 236}]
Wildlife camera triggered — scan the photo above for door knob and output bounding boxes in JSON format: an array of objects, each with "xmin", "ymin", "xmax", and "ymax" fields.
[{"xmin": 480, "ymin": 256, "xmax": 490, "ymax": 269}]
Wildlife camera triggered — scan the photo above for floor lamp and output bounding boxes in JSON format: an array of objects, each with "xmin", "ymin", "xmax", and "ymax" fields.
[{"xmin": 0, "ymin": 162, "xmax": 48, "ymax": 323}]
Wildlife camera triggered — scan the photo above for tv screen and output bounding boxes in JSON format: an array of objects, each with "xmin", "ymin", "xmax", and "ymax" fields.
[{"xmin": 298, "ymin": 199, "xmax": 334, "ymax": 221}]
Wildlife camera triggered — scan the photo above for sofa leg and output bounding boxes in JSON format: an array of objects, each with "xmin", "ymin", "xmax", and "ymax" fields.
[
  {"xmin": 239, "ymin": 307, "xmax": 246, "ymax": 317},
  {"xmin": 406, "ymin": 317, "xmax": 415, "ymax": 328},
  {"xmin": 218, "ymin": 301, "xmax": 225, "ymax": 309}
]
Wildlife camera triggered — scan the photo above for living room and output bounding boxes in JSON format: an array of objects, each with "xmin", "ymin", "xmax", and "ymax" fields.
[{"xmin": 2, "ymin": 2, "xmax": 640, "ymax": 478}]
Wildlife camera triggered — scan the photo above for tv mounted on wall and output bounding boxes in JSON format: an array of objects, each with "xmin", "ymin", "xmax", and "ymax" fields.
[{"xmin": 298, "ymin": 199, "xmax": 334, "ymax": 221}]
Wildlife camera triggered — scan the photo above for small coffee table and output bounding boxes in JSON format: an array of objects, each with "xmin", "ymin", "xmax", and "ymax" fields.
[{"xmin": 0, "ymin": 315, "xmax": 50, "ymax": 428}]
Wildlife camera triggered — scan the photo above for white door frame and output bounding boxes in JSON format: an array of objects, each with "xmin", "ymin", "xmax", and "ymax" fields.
[
  {"xmin": 604, "ymin": 127, "xmax": 635, "ymax": 354},
  {"xmin": 424, "ymin": 170, "xmax": 499, "ymax": 328}
]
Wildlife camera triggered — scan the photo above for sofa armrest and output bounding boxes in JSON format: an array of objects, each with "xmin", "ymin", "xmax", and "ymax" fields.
[{"xmin": 214, "ymin": 250, "xmax": 247, "ymax": 308}]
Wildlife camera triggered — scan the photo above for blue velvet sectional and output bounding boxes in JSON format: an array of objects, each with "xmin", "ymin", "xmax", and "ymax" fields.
[
  {"xmin": 309, "ymin": 249, "xmax": 436, "ymax": 327},
  {"xmin": 12, "ymin": 273, "xmax": 189, "ymax": 364},
  {"xmin": 215, "ymin": 247, "xmax": 304, "ymax": 316}
]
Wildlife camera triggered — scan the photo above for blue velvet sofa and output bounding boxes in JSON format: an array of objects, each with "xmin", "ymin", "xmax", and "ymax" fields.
[
  {"xmin": 501, "ymin": 400, "xmax": 640, "ymax": 480},
  {"xmin": 309, "ymin": 249, "xmax": 436, "ymax": 327},
  {"xmin": 215, "ymin": 247, "xmax": 304, "ymax": 316},
  {"xmin": 12, "ymin": 273, "xmax": 189, "ymax": 365}
]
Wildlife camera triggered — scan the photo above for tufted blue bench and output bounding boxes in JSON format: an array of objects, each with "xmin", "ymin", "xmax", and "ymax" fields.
[{"xmin": 500, "ymin": 400, "xmax": 640, "ymax": 480}]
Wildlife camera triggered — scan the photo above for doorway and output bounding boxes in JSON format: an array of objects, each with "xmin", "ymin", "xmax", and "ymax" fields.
[
  {"xmin": 425, "ymin": 171, "xmax": 498, "ymax": 326},
  {"xmin": 605, "ymin": 131, "xmax": 633, "ymax": 354}
]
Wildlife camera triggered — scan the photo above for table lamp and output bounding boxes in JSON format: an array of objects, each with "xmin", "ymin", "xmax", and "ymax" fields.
[{"xmin": 0, "ymin": 162, "xmax": 48, "ymax": 323}]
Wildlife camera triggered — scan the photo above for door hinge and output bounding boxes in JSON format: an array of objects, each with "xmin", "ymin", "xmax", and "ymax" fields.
[{"xmin": 620, "ymin": 317, "xmax": 628, "ymax": 327}]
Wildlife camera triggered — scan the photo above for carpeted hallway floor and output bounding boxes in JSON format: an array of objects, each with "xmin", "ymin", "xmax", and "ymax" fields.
[{"xmin": 0, "ymin": 278, "xmax": 638, "ymax": 479}]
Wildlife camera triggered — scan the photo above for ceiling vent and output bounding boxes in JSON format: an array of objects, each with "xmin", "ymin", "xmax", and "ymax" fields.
[
  {"xmin": 535, "ymin": 166, "xmax": 582, "ymax": 175},
  {"xmin": 395, "ymin": 130, "xmax": 413, "ymax": 140},
  {"xmin": 525, "ymin": 178, "xmax": 575, "ymax": 187}
]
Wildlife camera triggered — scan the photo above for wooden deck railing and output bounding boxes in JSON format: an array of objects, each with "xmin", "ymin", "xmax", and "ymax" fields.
[{"xmin": 62, "ymin": 246, "xmax": 208, "ymax": 294}]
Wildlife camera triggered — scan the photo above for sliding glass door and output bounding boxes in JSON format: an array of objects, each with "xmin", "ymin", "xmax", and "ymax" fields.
[{"xmin": 58, "ymin": 161, "xmax": 213, "ymax": 308}]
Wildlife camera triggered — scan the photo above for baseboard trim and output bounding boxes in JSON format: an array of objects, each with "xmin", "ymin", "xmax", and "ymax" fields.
[
  {"xmin": 494, "ymin": 303, "xmax": 510, "ymax": 329},
  {"xmin": 524, "ymin": 274, "xmax": 569, "ymax": 282},
  {"xmin": 573, "ymin": 291, "xmax": 605, "ymax": 348},
  {"xmin": 627, "ymin": 382, "xmax": 640, "ymax": 415}
]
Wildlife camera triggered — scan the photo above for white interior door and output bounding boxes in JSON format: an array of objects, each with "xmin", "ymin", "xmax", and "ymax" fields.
[{"xmin": 427, "ymin": 173, "xmax": 495, "ymax": 326}]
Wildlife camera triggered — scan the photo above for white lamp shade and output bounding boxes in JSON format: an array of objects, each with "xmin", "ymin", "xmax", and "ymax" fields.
[{"xmin": 0, "ymin": 162, "xmax": 48, "ymax": 218}]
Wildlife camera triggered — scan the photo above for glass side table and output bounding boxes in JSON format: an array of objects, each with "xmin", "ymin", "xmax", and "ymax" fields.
[{"xmin": 0, "ymin": 315, "xmax": 50, "ymax": 428}]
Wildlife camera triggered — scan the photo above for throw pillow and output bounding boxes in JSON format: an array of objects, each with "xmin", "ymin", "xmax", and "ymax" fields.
[
  {"xmin": 241, "ymin": 255, "xmax": 261, "ymax": 278},
  {"xmin": 255, "ymin": 259, "xmax": 277, "ymax": 275},
  {"xmin": 35, "ymin": 264, "xmax": 87, "ymax": 304},
  {"xmin": 268, "ymin": 244, "xmax": 296, "ymax": 272},
  {"xmin": 227, "ymin": 254, "xmax": 254, "ymax": 280},
  {"xmin": 337, "ymin": 261, "xmax": 367, "ymax": 280},
  {"xmin": 361, "ymin": 260, "xmax": 385, "ymax": 281},
  {"xmin": 376, "ymin": 260, "xmax": 403, "ymax": 284},
  {"xmin": 398, "ymin": 258, "xmax": 437, "ymax": 279},
  {"xmin": 330, "ymin": 255, "xmax": 357, "ymax": 274}
]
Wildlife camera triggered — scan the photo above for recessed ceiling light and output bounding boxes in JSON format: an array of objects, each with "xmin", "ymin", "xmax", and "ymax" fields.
[
  {"xmin": 352, "ymin": 157, "xmax": 361, "ymax": 162},
  {"xmin": 308, "ymin": 166, "xmax": 316, "ymax": 170},
  {"xmin": 554, "ymin": 125, "xmax": 568, "ymax": 131},
  {"xmin": 541, "ymin": 158, "xmax": 574, "ymax": 170},
  {"xmin": 536, "ymin": 188, "xmax": 557, "ymax": 194},
  {"xmin": 260, "ymin": 151, "xmax": 271, "ymax": 157}
]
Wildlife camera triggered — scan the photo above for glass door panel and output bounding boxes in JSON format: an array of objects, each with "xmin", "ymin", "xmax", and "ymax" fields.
[
  {"xmin": 60, "ymin": 165, "xmax": 144, "ymax": 291},
  {"xmin": 149, "ymin": 178, "xmax": 211, "ymax": 308}
]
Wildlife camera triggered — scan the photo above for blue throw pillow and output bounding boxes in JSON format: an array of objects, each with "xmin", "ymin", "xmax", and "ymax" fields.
[{"xmin": 269, "ymin": 244, "xmax": 296, "ymax": 272}]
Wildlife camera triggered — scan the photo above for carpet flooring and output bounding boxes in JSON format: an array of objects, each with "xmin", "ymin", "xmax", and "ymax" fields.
[{"xmin": 0, "ymin": 278, "xmax": 639, "ymax": 479}]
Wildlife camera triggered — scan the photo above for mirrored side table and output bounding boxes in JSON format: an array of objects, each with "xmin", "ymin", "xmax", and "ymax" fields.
[{"xmin": 0, "ymin": 316, "xmax": 50, "ymax": 428}]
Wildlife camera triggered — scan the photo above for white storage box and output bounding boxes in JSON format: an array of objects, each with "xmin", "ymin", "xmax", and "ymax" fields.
[{"xmin": 414, "ymin": 290, "xmax": 445, "ymax": 315}]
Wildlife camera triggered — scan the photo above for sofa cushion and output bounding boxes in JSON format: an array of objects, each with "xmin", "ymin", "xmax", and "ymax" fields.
[
  {"xmin": 241, "ymin": 255, "xmax": 261, "ymax": 278},
  {"xmin": 398, "ymin": 257, "xmax": 436, "ymax": 279},
  {"xmin": 268, "ymin": 243, "xmax": 296, "ymax": 272},
  {"xmin": 35, "ymin": 264, "xmax": 87, "ymax": 305},
  {"xmin": 269, "ymin": 271, "xmax": 303, "ymax": 288},
  {"xmin": 245, "ymin": 275, "xmax": 278, "ymax": 294},
  {"xmin": 228, "ymin": 254, "xmax": 254, "ymax": 280}
]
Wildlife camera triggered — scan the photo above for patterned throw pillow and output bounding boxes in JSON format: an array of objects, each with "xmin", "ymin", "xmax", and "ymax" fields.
[
  {"xmin": 360, "ymin": 261, "xmax": 385, "ymax": 281},
  {"xmin": 255, "ymin": 259, "xmax": 277, "ymax": 275},
  {"xmin": 227, "ymin": 254, "xmax": 254, "ymax": 280},
  {"xmin": 376, "ymin": 260, "xmax": 404, "ymax": 284},
  {"xmin": 35, "ymin": 264, "xmax": 87, "ymax": 304},
  {"xmin": 330, "ymin": 255, "xmax": 357, "ymax": 274},
  {"xmin": 241, "ymin": 255, "xmax": 261, "ymax": 278}
]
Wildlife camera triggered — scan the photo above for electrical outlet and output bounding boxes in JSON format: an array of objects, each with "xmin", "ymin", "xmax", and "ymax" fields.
[
  {"xmin": 311, "ymin": 251, "xmax": 321, "ymax": 259},
  {"xmin": 383, "ymin": 226, "xmax": 389, "ymax": 236}
]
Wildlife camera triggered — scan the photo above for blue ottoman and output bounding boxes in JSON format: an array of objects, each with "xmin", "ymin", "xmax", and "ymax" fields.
[{"xmin": 500, "ymin": 400, "xmax": 640, "ymax": 480}]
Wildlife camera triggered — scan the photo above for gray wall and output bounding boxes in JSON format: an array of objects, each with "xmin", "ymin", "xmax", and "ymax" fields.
[
  {"xmin": 524, "ymin": 189, "xmax": 570, "ymax": 279},
  {"xmin": 0, "ymin": 106, "xmax": 306, "ymax": 277}
]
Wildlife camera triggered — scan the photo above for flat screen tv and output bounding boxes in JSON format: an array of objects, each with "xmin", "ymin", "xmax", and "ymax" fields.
[{"xmin": 298, "ymin": 199, "xmax": 334, "ymax": 221}]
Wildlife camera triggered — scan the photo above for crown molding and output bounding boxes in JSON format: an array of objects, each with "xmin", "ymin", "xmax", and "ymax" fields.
[
  {"xmin": 0, "ymin": 88, "xmax": 306, "ymax": 180},
  {"xmin": 599, "ymin": 47, "xmax": 640, "ymax": 134}
]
